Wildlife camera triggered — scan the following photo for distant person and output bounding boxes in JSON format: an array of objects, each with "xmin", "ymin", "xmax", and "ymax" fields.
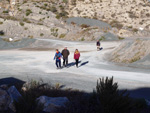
[
  {"xmin": 96, "ymin": 40, "xmax": 100, "ymax": 51},
  {"xmin": 61, "ymin": 47, "xmax": 70, "ymax": 67},
  {"xmin": 54, "ymin": 49, "xmax": 62, "ymax": 69},
  {"xmin": 74, "ymin": 49, "xmax": 80, "ymax": 68}
]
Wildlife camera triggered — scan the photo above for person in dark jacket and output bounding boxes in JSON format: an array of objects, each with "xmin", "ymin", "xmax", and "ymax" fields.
[
  {"xmin": 96, "ymin": 40, "xmax": 100, "ymax": 51},
  {"xmin": 74, "ymin": 49, "xmax": 80, "ymax": 68},
  {"xmin": 61, "ymin": 47, "xmax": 70, "ymax": 67},
  {"xmin": 54, "ymin": 49, "xmax": 62, "ymax": 69}
]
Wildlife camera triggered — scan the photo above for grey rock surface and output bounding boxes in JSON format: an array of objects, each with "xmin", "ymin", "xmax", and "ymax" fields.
[
  {"xmin": 0, "ymin": 88, "xmax": 11, "ymax": 111},
  {"xmin": 37, "ymin": 96, "xmax": 69, "ymax": 113},
  {"xmin": 66, "ymin": 17, "xmax": 111, "ymax": 29},
  {"xmin": 8, "ymin": 86, "xmax": 22, "ymax": 102},
  {"xmin": 8, "ymin": 86, "xmax": 21, "ymax": 112},
  {"xmin": 0, "ymin": 38, "xmax": 36, "ymax": 50}
]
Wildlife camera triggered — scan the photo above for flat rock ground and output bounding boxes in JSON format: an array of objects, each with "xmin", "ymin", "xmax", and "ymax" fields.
[{"xmin": 0, "ymin": 39, "xmax": 150, "ymax": 100}]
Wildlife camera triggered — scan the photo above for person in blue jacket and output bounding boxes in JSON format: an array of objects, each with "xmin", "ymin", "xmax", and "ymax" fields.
[{"xmin": 54, "ymin": 49, "xmax": 62, "ymax": 69}]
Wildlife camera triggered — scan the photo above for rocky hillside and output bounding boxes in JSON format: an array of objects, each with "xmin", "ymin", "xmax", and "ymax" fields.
[
  {"xmin": 0, "ymin": 0, "xmax": 70, "ymax": 40},
  {"xmin": 0, "ymin": 0, "xmax": 150, "ymax": 40},
  {"xmin": 68, "ymin": 0, "xmax": 150, "ymax": 37},
  {"xmin": 0, "ymin": 0, "xmax": 121, "ymax": 41},
  {"xmin": 108, "ymin": 39, "xmax": 150, "ymax": 68}
]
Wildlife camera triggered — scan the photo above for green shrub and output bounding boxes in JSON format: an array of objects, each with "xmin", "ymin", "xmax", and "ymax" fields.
[
  {"xmin": 44, "ymin": 3, "xmax": 48, "ymax": 7},
  {"xmin": 59, "ymin": 5, "xmax": 64, "ymax": 10},
  {"xmin": 51, "ymin": 28, "xmax": 58, "ymax": 37},
  {"xmin": 146, "ymin": 13, "xmax": 150, "ymax": 17},
  {"xmin": 14, "ymin": 80, "xmax": 97, "ymax": 113},
  {"xmin": 132, "ymin": 28, "xmax": 138, "ymax": 32},
  {"xmin": 22, "ymin": 18, "xmax": 31, "ymax": 23},
  {"xmin": 24, "ymin": 27, "xmax": 28, "ymax": 30},
  {"xmin": 118, "ymin": 36, "xmax": 125, "ymax": 40},
  {"xmin": 99, "ymin": 36, "xmax": 105, "ymax": 41},
  {"xmin": 81, "ymin": 24, "xmax": 90, "ymax": 28},
  {"xmin": 40, "ymin": 33, "xmax": 44, "ymax": 36},
  {"xmin": 23, "ymin": 18, "xmax": 28, "ymax": 22},
  {"xmin": 18, "ymin": 8, "xmax": 22, "ymax": 11},
  {"xmin": 63, "ymin": 0, "xmax": 68, "ymax": 3},
  {"xmin": 128, "ymin": 11, "xmax": 138, "ymax": 18},
  {"xmin": 0, "ymin": 30, "xmax": 5, "ymax": 36},
  {"xmin": 37, "ymin": 23, "xmax": 43, "ymax": 25},
  {"xmin": 50, "ymin": 6, "xmax": 57, "ymax": 13},
  {"xmin": 59, "ymin": 34, "xmax": 66, "ymax": 38},
  {"xmin": 13, "ymin": 78, "xmax": 149, "ymax": 113},
  {"xmin": 127, "ymin": 26, "xmax": 133, "ymax": 29},
  {"xmin": 130, "ymin": 56, "xmax": 141, "ymax": 63},
  {"xmin": 19, "ymin": 22, "xmax": 24, "ymax": 26},
  {"xmin": 3, "ymin": 16, "xmax": 17, "ymax": 21},
  {"xmin": 56, "ymin": 14, "xmax": 61, "ymax": 19},
  {"xmin": 26, "ymin": 9, "xmax": 32, "ymax": 16},
  {"xmin": 15, "ymin": 80, "xmax": 44, "ymax": 113},
  {"xmin": 71, "ymin": 0, "xmax": 76, "ymax": 5},
  {"xmin": 3, "ymin": 10, "xmax": 9, "ymax": 13},
  {"xmin": 0, "ymin": 21, "xmax": 3, "ymax": 24},
  {"xmin": 23, "ymin": 1, "xmax": 27, "ymax": 4},
  {"xmin": 81, "ymin": 37, "xmax": 85, "ymax": 41},
  {"xmin": 96, "ymin": 77, "xmax": 132, "ymax": 113},
  {"xmin": 110, "ymin": 20, "xmax": 123, "ymax": 29},
  {"xmin": 28, "ymin": 35, "xmax": 33, "ymax": 38}
]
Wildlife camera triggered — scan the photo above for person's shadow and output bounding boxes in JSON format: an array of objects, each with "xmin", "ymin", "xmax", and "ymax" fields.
[
  {"xmin": 67, "ymin": 61, "xmax": 81, "ymax": 68},
  {"xmin": 67, "ymin": 62, "xmax": 76, "ymax": 68},
  {"xmin": 100, "ymin": 47, "xmax": 103, "ymax": 50},
  {"xmin": 79, "ymin": 61, "xmax": 89, "ymax": 67},
  {"xmin": 67, "ymin": 60, "xmax": 90, "ymax": 68},
  {"xmin": 67, "ymin": 61, "xmax": 89, "ymax": 68}
]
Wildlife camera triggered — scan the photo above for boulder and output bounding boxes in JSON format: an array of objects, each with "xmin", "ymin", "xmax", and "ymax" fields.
[
  {"xmin": 145, "ymin": 99, "xmax": 150, "ymax": 106},
  {"xmin": 7, "ymin": 86, "xmax": 22, "ymax": 112},
  {"xmin": 7, "ymin": 86, "xmax": 22, "ymax": 102},
  {"xmin": 0, "ymin": 84, "xmax": 9, "ymax": 90},
  {"xmin": 0, "ymin": 88, "xmax": 11, "ymax": 111},
  {"xmin": 37, "ymin": 96, "xmax": 69, "ymax": 113}
]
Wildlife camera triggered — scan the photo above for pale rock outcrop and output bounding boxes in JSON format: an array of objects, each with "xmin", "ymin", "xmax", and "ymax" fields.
[
  {"xmin": 37, "ymin": 96, "xmax": 69, "ymax": 113},
  {"xmin": 8, "ymin": 86, "xmax": 22, "ymax": 112},
  {"xmin": 0, "ymin": 88, "xmax": 11, "ymax": 111},
  {"xmin": 0, "ymin": 86, "xmax": 22, "ymax": 112}
]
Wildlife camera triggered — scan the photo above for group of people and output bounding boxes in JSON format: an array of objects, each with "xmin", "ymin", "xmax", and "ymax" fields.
[
  {"xmin": 54, "ymin": 40, "xmax": 101, "ymax": 69},
  {"xmin": 54, "ymin": 47, "xmax": 80, "ymax": 69}
]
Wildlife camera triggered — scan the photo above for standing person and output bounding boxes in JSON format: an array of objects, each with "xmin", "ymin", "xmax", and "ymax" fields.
[
  {"xmin": 74, "ymin": 49, "xmax": 80, "ymax": 68},
  {"xmin": 96, "ymin": 40, "xmax": 100, "ymax": 51},
  {"xmin": 54, "ymin": 49, "xmax": 62, "ymax": 69},
  {"xmin": 61, "ymin": 47, "xmax": 70, "ymax": 67}
]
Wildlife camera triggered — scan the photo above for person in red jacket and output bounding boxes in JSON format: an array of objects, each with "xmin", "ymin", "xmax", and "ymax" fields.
[{"xmin": 74, "ymin": 49, "xmax": 80, "ymax": 68}]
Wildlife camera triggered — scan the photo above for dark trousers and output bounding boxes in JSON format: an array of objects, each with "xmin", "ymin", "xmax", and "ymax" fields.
[
  {"xmin": 63, "ymin": 58, "xmax": 68, "ymax": 66},
  {"xmin": 75, "ymin": 59, "xmax": 79, "ymax": 67},
  {"xmin": 56, "ymin": 60, "xmax": 61, "ymax": 68}
]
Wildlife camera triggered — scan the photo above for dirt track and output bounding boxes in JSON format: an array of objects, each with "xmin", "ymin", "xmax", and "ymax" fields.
[{"xmin": 0, "ymin": 39, "xmax": 150, "ymax": 100}]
